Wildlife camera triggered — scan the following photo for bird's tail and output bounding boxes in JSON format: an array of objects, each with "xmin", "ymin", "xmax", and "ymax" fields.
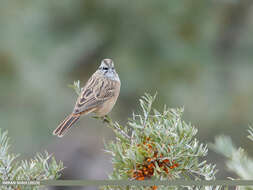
[{"xmin": 53, "ymin": 114, "xmax": 80, "ymax": 137}]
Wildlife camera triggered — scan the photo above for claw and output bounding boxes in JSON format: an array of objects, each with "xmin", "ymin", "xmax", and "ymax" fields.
[
  {"xmin": 92, "ymin": 115, "xmax": 110, "ymax": 124},
  {"xmin": 103, "ymin": 115, "xmax": 110, "ymax": 123}
]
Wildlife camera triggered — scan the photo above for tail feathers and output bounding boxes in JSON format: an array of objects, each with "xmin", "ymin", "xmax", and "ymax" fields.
[{"xmin": 53, "ymin": 114, "xmax": 80, "ymax": 137}]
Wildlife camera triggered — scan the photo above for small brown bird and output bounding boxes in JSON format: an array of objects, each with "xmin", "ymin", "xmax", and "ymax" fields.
[{"xmin": 53, "ymin": 58, "xmax": 120, "ymax": 137}]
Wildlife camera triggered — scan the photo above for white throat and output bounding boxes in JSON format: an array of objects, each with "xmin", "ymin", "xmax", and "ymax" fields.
[{"xmin": 105, "ymin": 72, "xmax": 120, "ymax": 82}]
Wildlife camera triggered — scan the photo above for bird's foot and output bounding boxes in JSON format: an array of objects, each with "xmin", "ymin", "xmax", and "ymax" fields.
[
  {"xmin": 92, "ymin": 115, "xmax": 111, "ymax": 124},
  {"xmin": 102, "ymin": 115, "xmax": 110, "ymax": 123}
]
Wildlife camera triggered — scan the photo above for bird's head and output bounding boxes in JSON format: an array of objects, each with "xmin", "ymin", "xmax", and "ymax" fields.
[{"xmin": 97, "ymin": 59, "xmax": 119, "ymax": 81}]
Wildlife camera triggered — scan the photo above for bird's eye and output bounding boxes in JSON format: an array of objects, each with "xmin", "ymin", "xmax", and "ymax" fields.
[{"xmin": 103, "ymin": 67, "xmax": 109, "ymax": 70}]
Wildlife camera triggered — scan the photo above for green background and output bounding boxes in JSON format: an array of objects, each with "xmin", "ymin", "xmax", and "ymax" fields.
[{"xmin": 0, "ymin": 0, "xmax": 253, "ymax": 189}]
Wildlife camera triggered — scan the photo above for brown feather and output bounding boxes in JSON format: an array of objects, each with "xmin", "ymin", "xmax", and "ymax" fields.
[
  {"xmin": 53, "ymin": 114, "xmax": 80, "ymax": 137},
  {"xmin": 73, "ymin": 75, "xmax": 117, "ymax": 114},
  {"xmin": 53, "ymin": 59, "xmax": 120, "ymax": 137}
]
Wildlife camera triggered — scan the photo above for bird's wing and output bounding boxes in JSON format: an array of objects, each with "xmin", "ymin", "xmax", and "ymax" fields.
[{"xmin": 73, "ymin": 75, "xmax": 116, "ymax": 114}]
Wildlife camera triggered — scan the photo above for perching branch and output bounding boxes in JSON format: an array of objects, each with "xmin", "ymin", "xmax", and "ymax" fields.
[{"xmin": 103, "ymin": 94, "xmax": 217, "ymax": 190}]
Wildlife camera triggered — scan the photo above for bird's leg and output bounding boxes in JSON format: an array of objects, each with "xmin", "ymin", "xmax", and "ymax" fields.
[
  {"xmin": 92, "ymin": 115, "xmax": 111, "ymax": 124},
  {"xmin": 102, "ymin": 115, "xmax": 110, "ymax": 123}
]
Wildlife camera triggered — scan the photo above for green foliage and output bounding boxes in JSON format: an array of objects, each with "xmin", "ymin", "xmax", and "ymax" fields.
[
  {"xmin": 210, "ymin": 127, "xmax": 253, "ymax": 190},
  {"xmin": 68, "ymin": 80, "xmax": 82, "ymax": 96},
  {"xmin": 248, "ymin": 127, "xmax": 253, "ymax": 142},
  {"xmin": 103, "ymin": 94, "xmax": 217, "ymax": 190},
  {"xmin": 0, "ymin": 129, "xmax": 64, "ymax": 190}
]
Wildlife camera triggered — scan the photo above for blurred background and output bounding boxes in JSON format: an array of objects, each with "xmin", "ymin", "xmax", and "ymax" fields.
[{"xmin": 1, "ymin": 0, "xmax": 253, "ymax": 189}]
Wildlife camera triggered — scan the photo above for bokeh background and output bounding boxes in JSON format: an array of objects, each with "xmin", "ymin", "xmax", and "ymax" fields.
[{"xmin": 1, "ymin": 0, "xmax": 253, "ymax": 189}]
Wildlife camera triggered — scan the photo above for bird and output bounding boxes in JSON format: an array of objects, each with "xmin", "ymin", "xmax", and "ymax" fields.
[{"xmin": 53, "ymin": 58, "xmax": 121, "ymax": 137}]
